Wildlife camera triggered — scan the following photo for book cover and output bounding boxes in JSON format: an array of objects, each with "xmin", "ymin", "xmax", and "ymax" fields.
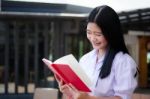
[{"xmin": 42, "ymin": 54, "xmax": 92, "ymax": 92}]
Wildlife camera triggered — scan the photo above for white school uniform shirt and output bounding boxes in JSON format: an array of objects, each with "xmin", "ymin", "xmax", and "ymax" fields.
[{"xmin": 79, "ymin": 49, "xmax": 137, "ymax": 99}]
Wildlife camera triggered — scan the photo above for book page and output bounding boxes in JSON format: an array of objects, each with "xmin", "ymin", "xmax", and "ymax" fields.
[
  {"xmin": 42, "ymin": 58, "xmax": 52, "ymax": 66},
  {"xmin": 54, "ymin": 54, "xmax": 92, "ymax": 88}
]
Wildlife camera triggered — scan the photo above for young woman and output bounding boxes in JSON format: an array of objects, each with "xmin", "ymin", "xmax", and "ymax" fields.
[{"xmin": 56, "ymin": 5, "xmax": 137, "ymax": 99}]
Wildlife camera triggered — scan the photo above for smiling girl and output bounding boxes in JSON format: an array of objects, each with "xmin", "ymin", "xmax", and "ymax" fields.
[{"xmin": 56, "ymin": 5, "xmax": 138, "ymax": 99}]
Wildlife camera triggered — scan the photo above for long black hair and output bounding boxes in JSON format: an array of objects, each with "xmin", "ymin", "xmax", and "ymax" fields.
[{"xmin": 87, "ymin": 5, "xmax": 129, "ymax": 79}]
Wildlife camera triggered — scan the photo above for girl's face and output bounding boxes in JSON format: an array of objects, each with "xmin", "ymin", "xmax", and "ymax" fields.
[{"xmin": 86, "ymin": 22, "xmax": 108, "ymax": 51}]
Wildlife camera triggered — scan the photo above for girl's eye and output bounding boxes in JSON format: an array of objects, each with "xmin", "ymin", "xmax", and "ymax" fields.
[
  {"xmin": 95, "ymin": 33, "xmax": 102, "ymax": 36},
  {"xmin": 87, "ymin": 31, "xmax": 91, "ymax": 34}
]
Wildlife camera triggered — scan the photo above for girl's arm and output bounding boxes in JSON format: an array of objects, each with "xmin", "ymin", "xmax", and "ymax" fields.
[
  {"xmin": 60, "ymin": 83, "xmax": 122, "ymax": 99},
  {"xmin": 85, "ymin": 94, "xmax": 122, "ymax": 99}
]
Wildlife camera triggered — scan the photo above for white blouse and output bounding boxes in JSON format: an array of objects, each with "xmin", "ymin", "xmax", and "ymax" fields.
[{"xmin": 79, "ymin": 49, "xmax": 137, "ymax": 99}]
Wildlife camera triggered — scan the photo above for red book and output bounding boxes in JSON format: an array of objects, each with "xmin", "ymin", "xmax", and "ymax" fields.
[{"xmin": 42, "ymin": 54, "xmax": 92, "ymax": 92}]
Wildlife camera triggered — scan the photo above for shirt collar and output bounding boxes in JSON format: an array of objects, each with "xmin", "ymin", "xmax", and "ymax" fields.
[
  {"xmin": 93, "ymin": 49, "xmax": 105, "ymax": 62},
  {"xmin": 92, "ymin": 49, "xmax": 106, "ymax": 70}
]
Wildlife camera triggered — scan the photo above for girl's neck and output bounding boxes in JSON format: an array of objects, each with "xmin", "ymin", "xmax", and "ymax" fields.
[
  {"xmin": 96, "ymin": 49, "xmax": 106, "ymax": 63},
  {"xmin": 98, "ymin": 49, "xmax": 106, "ymax": 58}
]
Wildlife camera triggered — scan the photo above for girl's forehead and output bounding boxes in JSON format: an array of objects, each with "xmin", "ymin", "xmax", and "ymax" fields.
[{"xmin": 87, "ymin": 23, "xmax": 102, "ymax": 32}]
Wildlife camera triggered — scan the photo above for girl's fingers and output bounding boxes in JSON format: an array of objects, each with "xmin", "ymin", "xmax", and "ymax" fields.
[
  {"xmin": 60, "ymin": 84, "xmax": 70, "ymax": 93},
  {"xmin": 58, "ymin": 79, "xmax": 63, "ymax": 91},
  {"xmin": 69, "ymin": 83, "xmax": 78, "ymax": 92},
  {"xmin": 54, "ymin": 75, "xmax": 65, "ymax": 92},
  {"xmin": 54, "ymin": 74, "xmax": 60, "ymax": 82},
  {"xmin": 54, "ymin": 74, "xmax": 64, "ymax": 87},
  {"xmin": 60, "ymin": 79, "xmax": 63, "ymax": 85},
  {"xmin": 61, "ymin": 84, "xmax": 69, "ymax": 90}
]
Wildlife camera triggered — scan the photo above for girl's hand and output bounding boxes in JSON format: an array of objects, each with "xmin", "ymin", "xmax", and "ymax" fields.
[
  {"xmin": 69, "ymin": 84, "xmax": 89, "ymax": 99},
  {"xmin": 54, "ymin": 75, "xmax": 73, "ymax": 98},
  {"xmin": 54, "ymin": 74, "xmax": 61, "ymax": 83},
  {"xmin": 54, "ymin": 75, "xmax": 89, "ymax": 99},
  {"xmin": 54, "ymin": 74, "xmax": 65, "ymax": 91},
  {"xmin": 61, "ymin": 83, "xmax": 89, "ymax": 99}
]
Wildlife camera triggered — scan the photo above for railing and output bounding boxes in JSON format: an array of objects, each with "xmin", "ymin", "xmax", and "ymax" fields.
[
  {"xmin": 0, "ymin": 18, "xmax": 90, "ymax": 96},
  {"xmin": 0, "ymin": 20, "xmax": 55, "ymax": 94}
]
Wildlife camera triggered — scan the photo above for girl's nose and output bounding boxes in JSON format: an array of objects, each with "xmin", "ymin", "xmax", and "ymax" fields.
[{"xmin": 90, "ymin": 35, "xmax": 96, "ymax": 41}]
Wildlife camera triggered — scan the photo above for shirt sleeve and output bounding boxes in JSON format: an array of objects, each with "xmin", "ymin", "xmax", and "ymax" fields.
[{"xmin": 113, "ymin": 53, "xmax": 138, "ymax": 99}]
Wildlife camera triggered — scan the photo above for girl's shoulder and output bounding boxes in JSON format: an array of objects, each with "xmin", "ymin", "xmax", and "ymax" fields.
[
  {"xmin": 114, "ymin": 51, "xmax": 135, "ymax": 63},
  {"xmin": 112, "ymin": 51, "xmax": 137, "ymax": 71},
  {"xmin": 79, "ymin": 49, "xmax": 96, "ymax": 62}
]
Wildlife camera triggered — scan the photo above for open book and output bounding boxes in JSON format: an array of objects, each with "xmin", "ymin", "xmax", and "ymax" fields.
[{"xmin": 42, "ymin": 54, "xmax": 92, "ymax": 92}]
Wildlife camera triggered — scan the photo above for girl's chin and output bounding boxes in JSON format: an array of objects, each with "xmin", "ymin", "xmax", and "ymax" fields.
[{"xmin": 93, "ymin": 46, "xmax": 101, "ymax": 50}]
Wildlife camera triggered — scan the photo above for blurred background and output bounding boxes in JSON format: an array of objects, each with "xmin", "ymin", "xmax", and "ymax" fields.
[{"xmin": 0, "ymin": 0, "xmax": 150, "ymax": 99}]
